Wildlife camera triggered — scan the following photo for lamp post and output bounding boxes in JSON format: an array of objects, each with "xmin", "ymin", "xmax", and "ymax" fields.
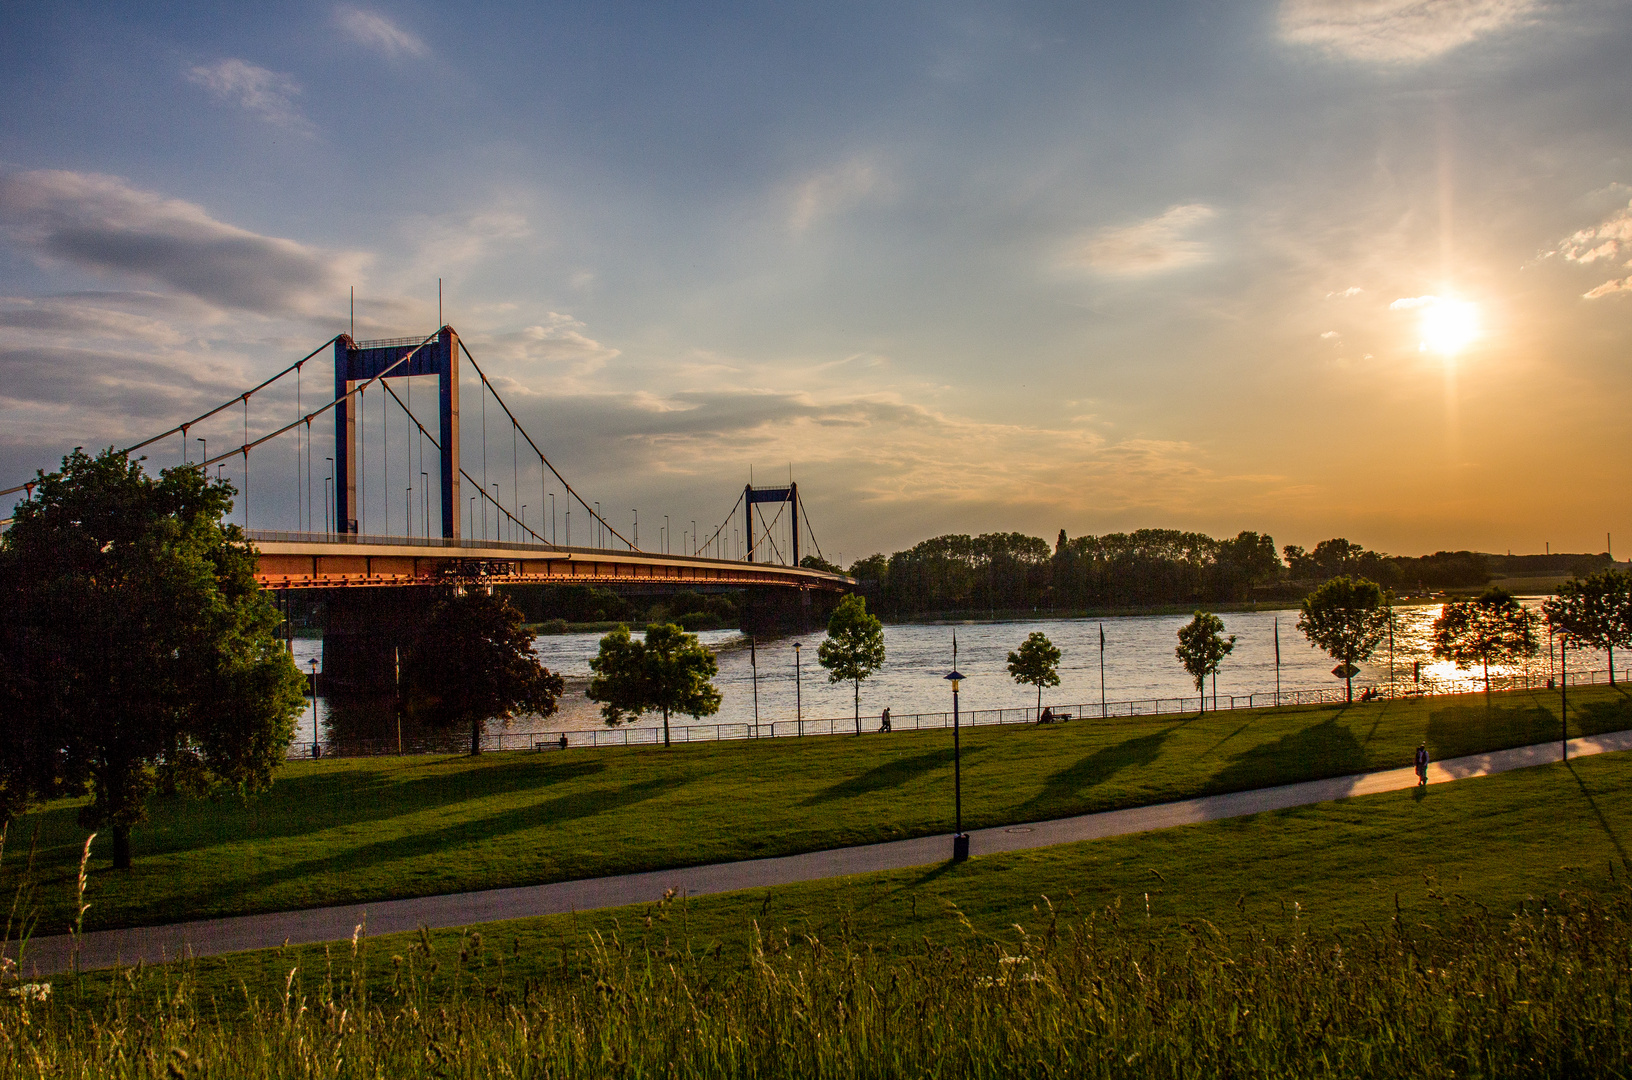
[
  {"xmin": 421, "ymin": 471, "xmax": 429, "ymax": 538},
  {"xmin": 632, "ymin": 509, "xmax": 638, "ymax": 550},
  {"xmin": 665, "ymin": 515, "xmax": 670, "ymax": 555},
  {"xmin": 692, "ymin": 520, "xmax": 697, "ymax": 557},
  {"xmin": 945, "ymin": 665, "xmax": 968, "ymax": 861},
  {"xmin": 325, "ymin": 457, "xmax": 334, "ymax": 533},
  {"xmin": 794, "ymin": 641, "xmax": 803, "ymax": 736},
  {"xmin": 197, "ymin": 436, "xmax": 207, "ymax": 467},
  {"xmin": 308, "ymin": 658, "xmax": 320, "ymax": 759},
  {"xmin": 550, "ymin": 493, "xmax": 556, "ymax": 545}
]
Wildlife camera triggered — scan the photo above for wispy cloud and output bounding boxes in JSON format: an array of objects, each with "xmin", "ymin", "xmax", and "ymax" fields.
[
  {"xmin": 1072, "ymin": 204, "xmax": 1217, "ymax": 277},
  {"xmin": 0, "ymin": 169, "xmax": 367, "ymax": 316},
  {"xmin": 1584, "ymin": 278, "xmax": 1632, "ymax": 300},
  {"xmin": 186, "ymin": 59, "xmax": 314, "ymax": 134},
  {"xmin": 336, "ymin": 7, "xmax": 429, "ymax": 59},
  {"xmin": 1279, "ymin": 0, "xmax": 1536, "ymax": 63},
  {"xmin": 788, "ymin": 160, "xmax": 884, "ymax": 235}
]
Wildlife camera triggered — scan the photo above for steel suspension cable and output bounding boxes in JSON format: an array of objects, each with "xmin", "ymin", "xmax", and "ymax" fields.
[{"xmin": 457, "ymin": 340, "xmax": 634, "ymax": 550}]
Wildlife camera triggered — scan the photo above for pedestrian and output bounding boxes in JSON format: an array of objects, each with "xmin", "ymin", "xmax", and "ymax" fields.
[
  {"xmin": 880, "ymin": 706, "xmax": 891, "ymax": 732},
  {"xmin": 1415, "ymin": 742, "xmax": 1428, "ymax": 788},
  {"xmin": 559, "ymin": 732, "xmax": 569, "ymax": 751}
]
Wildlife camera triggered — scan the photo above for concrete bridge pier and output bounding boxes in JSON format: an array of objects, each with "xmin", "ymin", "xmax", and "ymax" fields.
[
  {"xmin": 739, "ymin": 584, "xmax": 837, "ymax": 635},
  {"xmin": 321, "ymin": 587, "xmax": 440, "ymax": 694}
]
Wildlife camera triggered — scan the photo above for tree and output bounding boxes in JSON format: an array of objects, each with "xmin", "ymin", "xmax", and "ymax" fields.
[
  {"xmin": 817, "ymin": 594, "xmax": 888, "ymax": 735},
  {"xmin": 1175, "ymin": 612, "xmax": 1235, "ymax": 714},
  {"xmin": 799, "ymin": 554, "xmax": 844, "ymax": 575},
  {"xmin": 587, "ymin": 623, "xmax": 722, "ymax": 747},
  {"xmin": 1543, "ymin": 571, "xmax": 1632, "ymax": 683},
  {"xmin": 407, "ymin": 589, "xmax": 564, "ymax": 754},
  {"xmin": 0, "ymin": 448, "xmax": 307, "ymax": 869},
  {"xmin": 1297, "ymin": 575, "xmax": 1391, "ymax": 703},
  {"xmin": 1433, "ymin": 587, "xmax": 1540, "ymax": 694},
  {"xmin": 1007, "ymin": 631, "xmax": 1062, "ymax": 714}
]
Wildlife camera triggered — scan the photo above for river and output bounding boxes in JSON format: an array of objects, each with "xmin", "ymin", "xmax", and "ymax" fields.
[{"xmin": 290, "ymin": 599, "xmax": 1603, "ymax": 754}]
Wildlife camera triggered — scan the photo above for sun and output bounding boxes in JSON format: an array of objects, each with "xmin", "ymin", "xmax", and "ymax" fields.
[{"xmin": 1419, "ymin": 298, "xmax": 1480, "ymax": 355}]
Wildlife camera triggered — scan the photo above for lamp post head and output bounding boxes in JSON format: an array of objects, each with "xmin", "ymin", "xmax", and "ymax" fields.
[{"xmin": 944, "ymin": 669, "xmax": 964, "ymax": 693}]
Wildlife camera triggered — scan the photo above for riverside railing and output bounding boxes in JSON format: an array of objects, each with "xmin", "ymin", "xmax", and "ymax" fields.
[{"xmin": 290, "ymin": 665, "xmax": 1618, "ymax": 758}]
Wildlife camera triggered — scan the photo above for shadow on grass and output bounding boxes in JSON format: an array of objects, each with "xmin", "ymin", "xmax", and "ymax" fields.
[
  {"xmin": 802, "ymin": 747, "xmax": 987, "ymax": 806},
  {"xmin": 1207, "ymin": 717, "xmax": 1366, "ymax": 794},
  {"xmin": 1013, "ymin": 731, "xmax": 1172, "ymax": 818},
  {"xmin": 1427, "ymin": 704, "xmax": 1569, "ymax": 760},
  {"xmin": 80, "ymin": 772, "xmax": 692, "ymax": 933},
  {"xmin": 1566, "ymin": 762, "xmax": 1630, "ymax": 868},
  {"xmin": 115, "ymin": 756, "xmax": 617, "ymax": 860}
]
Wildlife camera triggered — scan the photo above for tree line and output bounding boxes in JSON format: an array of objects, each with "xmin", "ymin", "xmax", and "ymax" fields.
[{"xmin": 842, "ymin": 529, "xmax": 1614, "ymax": 616}]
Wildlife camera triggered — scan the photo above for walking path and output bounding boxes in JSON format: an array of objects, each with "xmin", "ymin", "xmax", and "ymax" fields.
[{"xmin": 16, "ymin": 730, "xmax": 1632, "ymax": 978}]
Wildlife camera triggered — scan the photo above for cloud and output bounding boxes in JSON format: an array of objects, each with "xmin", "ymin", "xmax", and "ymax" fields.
[
  {"xmin": 1073, "ymin": 204, "xmax": 1217, "ymax": 277},
  {"xmin": 0, "ymin": 169, "xmax": 367, "ymax": 316},
  {"xmin": 1279, "ymin": 0, "xmax": 1536, "ymax": 63},
  {"xmin": 467, "ymin": 314, "xmax": 622, "ymax": 387},
  {"xmin": 1320, "ymin": 330, "xmax": 1339, "ymax": 339},
  {"xmin": 1389, "ymin": 295, "xmax": 1436, "ymax": 310},
  {"xmin": 1550, "ymin": 199, "xmax": 1632, "ymax": 266},
  {"xmin": 788, "ymin": 160, "xmax": 884, "ymax": 235},
  {"xmin": 336, "ymin": 7, "xmax": 429, "ymax": 58},
  {"xmin": 1584, "ymin": 278, "xmax": 1632, "ymax": 300},
  {"xmin": 187, "ymin": 59, "xmax": 313, "ymax": 134},
  {"xmin": 1325, "ymin": 286, "xmax": 1363, "ymax": 298}
]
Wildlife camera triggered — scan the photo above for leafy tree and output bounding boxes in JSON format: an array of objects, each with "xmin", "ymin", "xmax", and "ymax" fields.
[
  {"xmin": 1543, "ymin": 571, "xmax": 1632, "ymax": 683},
  {"xmin": 846, "ymin": 553, "xmax": 887, "ymax": 583},
  {"xmin": 587, "ymin": 623, "xmax": 722, "ymax": 747},
  {"xmin": 817, "ymin": 594, "xmax": 888, "ymax": 735},
  {"xmin": 1007, "ymin": 631, "xmax": 1062, "ymax": 714},
  {"xmin": 1432, "ymin": 587, "xmax": 1540, "ymax": 695},
  {"xmin": 1175, "ymin": 612, "xmax": 1235, "ymax": 714},
  {"xmin": 799, "ymin": 554, "xmax": 844, "ymax": 575},
  {"xmin": 0, "ymin": 448, "xmax": 306, "ymax": 869},
  {"xmin": 1297, "ymin": 575, "xmax": 1390, "ymax": 702},
  {"xmin": 407, "ymin": 589, "xmax": 564, "ymax": 755}
]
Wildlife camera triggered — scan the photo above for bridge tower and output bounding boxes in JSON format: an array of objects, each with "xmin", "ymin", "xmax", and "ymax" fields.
[
  {"xmin": 334, "ymin": 327, "xmax": 461, "ymax": 538},
  {"xmin": 744, "ymin": 482, "xmax": 799, "ymax": 565}
]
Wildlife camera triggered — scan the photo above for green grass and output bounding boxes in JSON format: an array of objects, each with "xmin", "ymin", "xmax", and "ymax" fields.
[
  {"xmin": 7, "ymin": 684, "xmax": 1629, "ymax": 935},
  {"xmin": 13, "ymin": 752, "xmax": 1632, "ymax": 1077}
]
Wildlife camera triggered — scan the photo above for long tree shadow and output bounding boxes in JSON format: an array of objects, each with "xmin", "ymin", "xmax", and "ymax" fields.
[
  {"xmin": 1014, "ymin": 731, "xmax": 1171, "ymax": 818},
  {"xmin": 124, "ymin": 756, "xmax": 615, "ymax": 857},
  {"xmin": 803, "ymin": 747, "xmax": 988, "ymax": 805},
  {"xmin": 1206, "ymin": 718, "xmax": 1366, "ymax": 795},
  {"xmin": 1427, "ymin": 703, "xmax": 1568, "ymax": 760},
  {"xmin": 118, "ymin": 772, "xmax": 694, "ymax": 931}
]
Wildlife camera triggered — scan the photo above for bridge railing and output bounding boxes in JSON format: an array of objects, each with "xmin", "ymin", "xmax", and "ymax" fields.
[
  {"xmin": 290, "ymin": 666, "xmax": 1610, "ymax": 758},
  {"xmin": 247, "ymin": 530, "xmax": 853, "ymax": 577}
]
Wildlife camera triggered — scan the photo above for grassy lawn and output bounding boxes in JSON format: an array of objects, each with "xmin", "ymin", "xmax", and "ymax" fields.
[
  {"xmin": 7, "ymin": 683, "xmax": 1628, "ymax": 934},
  {"xmin": 48, "ymin": 746, "xmax": 1632, "ymax": 1014}
]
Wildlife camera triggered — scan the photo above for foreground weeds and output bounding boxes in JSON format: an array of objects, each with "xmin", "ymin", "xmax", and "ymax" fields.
[{"xmin": 3, "ymin": 887, "xmax": 1631, "ymax": 1078}]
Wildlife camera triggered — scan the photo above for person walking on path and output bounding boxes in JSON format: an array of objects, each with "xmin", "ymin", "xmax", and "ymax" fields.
[
  {"xmin": 1415, "ymin": 743, "xmax": 1429, "ymax": 787},
  {"xmin": 879, "ymin": 707, "xmax": 891, "ymax": 732}
]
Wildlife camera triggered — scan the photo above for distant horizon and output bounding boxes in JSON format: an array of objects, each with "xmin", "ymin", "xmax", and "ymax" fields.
[{"xmin": 4, "ymin": 2, "xmax": 1630, "ymax": 559}]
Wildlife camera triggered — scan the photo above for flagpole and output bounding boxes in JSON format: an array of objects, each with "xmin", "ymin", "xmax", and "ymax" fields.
[
  {"xmin": 1099, "ymin": 623, "xmax": 1107, "ymax": 719},
  {"xmin": 1274, "ymin": 617, "xmax": 1281, "ymax": 707},
  {"xmin": 750, "ymin": 636, "xmax": 760, "ymax": 737}
]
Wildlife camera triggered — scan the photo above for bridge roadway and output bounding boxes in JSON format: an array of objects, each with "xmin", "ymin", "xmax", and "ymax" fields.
[{"xmin": 249, "ymin": 531, "xmax": 853, "ymax": 592}]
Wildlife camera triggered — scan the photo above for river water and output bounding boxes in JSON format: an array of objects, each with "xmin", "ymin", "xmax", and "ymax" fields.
[{"xmin": 291, "ymin": 599, "xmax": 1602, "ymax": 754}]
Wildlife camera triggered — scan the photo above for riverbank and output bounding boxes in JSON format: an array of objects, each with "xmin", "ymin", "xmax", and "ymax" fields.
[{"xmin": 8, "ymin": 683, "xmax": 1628, "ymax": 935}]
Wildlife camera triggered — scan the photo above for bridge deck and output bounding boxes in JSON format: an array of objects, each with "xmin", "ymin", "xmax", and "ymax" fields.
[{"xmin": 249, "ymin": 532, "xmax": 851, "ymax": 591}]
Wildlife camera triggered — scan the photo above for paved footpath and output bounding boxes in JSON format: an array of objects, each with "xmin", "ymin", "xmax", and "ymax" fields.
[{"xmin": 15, "ymin": 729, "xmax": 1632, "ymax": 977}]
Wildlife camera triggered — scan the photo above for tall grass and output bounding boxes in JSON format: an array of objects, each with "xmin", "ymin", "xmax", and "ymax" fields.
[{"xmin": 4, "ymin": 886, "xmax": 1629, "ymax": 1078}]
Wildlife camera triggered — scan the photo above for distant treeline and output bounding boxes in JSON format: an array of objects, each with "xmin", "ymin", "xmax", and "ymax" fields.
[{"xmin": 833, "ymin": 531, "xmax": 1614, "ymax": 617}]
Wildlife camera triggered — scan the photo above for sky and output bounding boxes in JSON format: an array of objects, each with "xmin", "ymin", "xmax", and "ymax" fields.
[{"xmin": 2, "ymin": 0, "xmax": 1631, "ymax": 564}]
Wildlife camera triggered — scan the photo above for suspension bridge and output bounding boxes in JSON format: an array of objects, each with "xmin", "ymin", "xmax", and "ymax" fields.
[{"xmin": 2, "ymin": 326, "xmax": 852, "ymax": 688}]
